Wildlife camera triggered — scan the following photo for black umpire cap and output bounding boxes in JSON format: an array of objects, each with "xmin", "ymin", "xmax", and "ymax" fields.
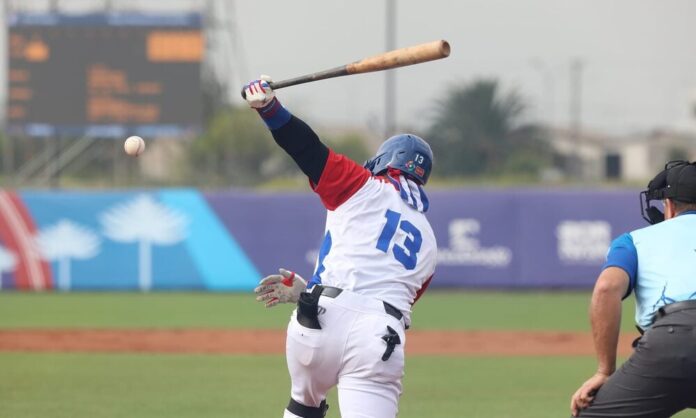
[{"xmin": 664, "ymin": 161, "xmax": 696, "ymax": 203}]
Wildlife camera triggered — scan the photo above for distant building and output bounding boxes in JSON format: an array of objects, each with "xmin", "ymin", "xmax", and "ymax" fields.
[{"xmin": 548, "ymin": 128, "xmax": 696, "ymax": 182}]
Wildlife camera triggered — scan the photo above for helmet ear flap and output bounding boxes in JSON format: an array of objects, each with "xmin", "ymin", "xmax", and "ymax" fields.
[
  {"xmin": 363, "ymin": 153, "xmax": 385, "ymax": 173},
  {"xmin": 363, "ymin": 158, "xmax": 375, "ymax": 171}
]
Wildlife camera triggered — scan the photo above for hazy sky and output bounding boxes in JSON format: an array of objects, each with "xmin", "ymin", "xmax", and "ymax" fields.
[
  {"xmin": 5, "ymin": 0, "xmax": 696, "ymax": 137},
  {"xmin": 232, "ymin": 0, "xmax": 696, "ymax": 136}
]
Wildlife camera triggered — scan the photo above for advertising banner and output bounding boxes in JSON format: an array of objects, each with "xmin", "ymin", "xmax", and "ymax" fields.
[{"xmin": 0, "ymin": 188, "xmax": 647, "ymax": 291}]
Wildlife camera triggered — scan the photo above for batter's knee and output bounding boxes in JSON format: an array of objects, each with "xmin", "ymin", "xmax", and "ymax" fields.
[{"xmin": 284, "ymin": 398, "xmax": 328, "ymax": 418}]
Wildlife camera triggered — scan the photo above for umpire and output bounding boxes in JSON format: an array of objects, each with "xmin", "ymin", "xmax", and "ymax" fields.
[{"xmin": 570, "ymin": 160, "xmax": 696, "ymax": 417}]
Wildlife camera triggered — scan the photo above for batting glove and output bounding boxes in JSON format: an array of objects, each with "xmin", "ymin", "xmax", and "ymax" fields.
[
  {"xmin": 254, "ymin": 268, "xmax": 307, "ymax": 308},
  {"xmin": 243, "ymin": 75, "xmax": 275, "ymax": 109}
]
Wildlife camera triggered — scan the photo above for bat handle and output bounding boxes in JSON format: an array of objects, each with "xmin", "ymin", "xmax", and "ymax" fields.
[{"xmin": 240, "ymin": 81, "xmax": 277, "ymax": 100}]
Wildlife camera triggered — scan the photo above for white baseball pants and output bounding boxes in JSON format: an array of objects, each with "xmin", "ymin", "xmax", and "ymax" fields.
[{"xmin": 283, "ymin": 289, "xmax": 406, "ymax": 418}]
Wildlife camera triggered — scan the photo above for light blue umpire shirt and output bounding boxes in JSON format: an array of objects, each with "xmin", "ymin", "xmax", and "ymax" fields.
[{"xmin": 603, "ymin": 210, "xmax": 696, "ymax": 328}]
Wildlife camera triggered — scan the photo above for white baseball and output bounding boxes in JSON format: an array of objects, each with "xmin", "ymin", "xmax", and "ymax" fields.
[{"xmin": 124, "ymin": 136, "xmax": 145, "ymax": 156}]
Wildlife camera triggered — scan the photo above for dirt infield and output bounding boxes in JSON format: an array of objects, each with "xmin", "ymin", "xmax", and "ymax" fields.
[{"xmin": 0, "ymin": 329, "xmax": 638, "ymax": 356}]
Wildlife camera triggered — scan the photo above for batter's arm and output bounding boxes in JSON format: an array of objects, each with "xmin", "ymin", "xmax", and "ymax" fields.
[
  {"xmin": 244, "ymin": 76, "xmax": 329, "ymax": 184},
  {"xmin": 270, "ymin": 115, "xmax": 330, "ymax": 185},
  {"xmin": 270, "ymin": 115, "xmax": 370, "ymax": 211},
  {"xmin": 245, "ymin": 77, "xmax": 370, "ymax": 208},
  {"xmin": 271, "ymin": 115, "xmax": 371, "ymax": 213}
]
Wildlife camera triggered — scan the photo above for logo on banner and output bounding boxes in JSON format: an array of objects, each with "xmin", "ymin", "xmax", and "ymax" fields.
[
  {"xmin": 100, "ymin": 194, "xmax": 188, "ymax": 291},
  {"xmin": 34, "ymin": 219, "xmax": 101, "ymax": 291},
  {"xmin": 556, "ymin": 220, "xmax": 611, "ymax": 264},
  {"xmin": 438, "ymin": 219, "xmax": 512, "ymax": 267}
]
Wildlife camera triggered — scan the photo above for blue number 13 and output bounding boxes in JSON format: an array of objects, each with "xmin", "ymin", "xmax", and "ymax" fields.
[{"xmin": 376, "ymin": 209, "xmax": 422, "ymax": 270}]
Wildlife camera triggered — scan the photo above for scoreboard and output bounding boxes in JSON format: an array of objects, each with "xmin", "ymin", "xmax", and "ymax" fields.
[{"xmin": 6, "ymin": 13, "xmax": 203, "ymax": 138}]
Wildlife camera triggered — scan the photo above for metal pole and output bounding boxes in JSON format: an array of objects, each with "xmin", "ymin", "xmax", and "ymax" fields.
[
  {"xmin": 3, "ymin": 135, "xmax": 14, "ymax": 187},
  {"xmin": 52, "ymin": 135, "xmax": 61, "ymax": 189},
  {"xmin": 384, "ymin": 0, "xmax": 396, "ymax": 138},
  {"xmin": 569, "ymin": 58, "xmax": 584, "ymax": 177},
  {"xmin": 529, "ymin": 58, "xmax": 555, "ymax": 127},
  {"xmin": 112, "ymin": 138, "xmax": 118, "ymax": 187},
  {"xmin": 44, "ymin": 136, "xmax": 58, "ymax": 188},
  {"xmin": 570, "ymin": 59, "xmax": 583, "ymax": 137},
  {"xmin": 3, "ymin": 1, "xmax": 14, "ymax": 186}
]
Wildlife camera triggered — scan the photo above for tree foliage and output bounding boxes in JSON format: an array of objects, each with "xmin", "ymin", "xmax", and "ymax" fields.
[
  {"xmin": 323, "ymin": 133, "xmax": 372, "ymax": 165},
  {"xmin": 186, "ymin": 106, "xmax": 288, "ymax": 186},
  {"xmin": 426, "ymin": 79, "xmax": 551, "ymax": 178},
  {"xmin": 184, "ymin": 107, "xmax": 373, "ymax": 187}
]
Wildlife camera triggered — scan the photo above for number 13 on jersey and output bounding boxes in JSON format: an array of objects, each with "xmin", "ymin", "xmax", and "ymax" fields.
[{"xmin": 376, "ymin": 209, "xmax": 423, "ymax": 270}]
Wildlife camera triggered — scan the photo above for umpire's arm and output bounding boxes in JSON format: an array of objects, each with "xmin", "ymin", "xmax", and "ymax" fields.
[
  {"xmin": 590, "ymin": 267, "xmax": 629, "ymax": 376},
  {"xmin": 570, "ymin": 267, "xmax": 629, "ymax": 416}
]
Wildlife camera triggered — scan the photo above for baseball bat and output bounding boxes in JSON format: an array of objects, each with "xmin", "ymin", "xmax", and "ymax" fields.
[{"xmin": 241, "ymin": 40, "xmax": 450, "ymax": 99}]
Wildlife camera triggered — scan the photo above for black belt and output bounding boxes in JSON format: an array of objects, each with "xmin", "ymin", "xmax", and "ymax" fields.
[
  {"xmin": 317, "ymin": 285, "xmax": 404, "ymax": 322},
  {"xmin": 318, "ymin": 286, "xmax": 343, "ymax": 298},
  {"xmin": 653, "ymin": 299, "xmax": 696, "ymax": 322}
]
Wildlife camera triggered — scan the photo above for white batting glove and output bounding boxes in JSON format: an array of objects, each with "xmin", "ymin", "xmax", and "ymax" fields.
[
  {"xmin": 243, "ymin": 75, "xmax": 275, "ymax": 109},
  {"xmin": 254, "ymin": 268, "xmax": 307, "ymax": 308}
]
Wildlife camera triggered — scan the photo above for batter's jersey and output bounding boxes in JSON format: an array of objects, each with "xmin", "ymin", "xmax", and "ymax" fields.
[
  {"xmin": 603, "ymin": 211, "xmax": 696, "ymax": 328},
  {"xmin": 307, "ymin": 149, "xmax": 437, "ymax": 327}
]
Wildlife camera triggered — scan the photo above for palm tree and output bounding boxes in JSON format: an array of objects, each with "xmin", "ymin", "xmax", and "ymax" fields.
[
  {"xmin": 35, "ymin": 220, "xmax": 101, "ymax": 291},
  {"xmin": 426, "ymin": 79, "xmax": 551, "ymax": 178},
  {"xmin": 100, "ymin": 194, "xmax": 188, "ymax": 291},
  {"xmin": 0, "ymin": 246, "xmax": 17, "ymax": 290}
]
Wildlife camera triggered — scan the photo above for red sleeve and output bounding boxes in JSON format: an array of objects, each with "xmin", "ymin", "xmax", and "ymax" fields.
[
  {"xmin": 311, "ymin": 149, "xmax": 370, "ymax": 210},
  {"xmin": 412, "ymin": 275, "xmax": 433, "ymax": 305}
]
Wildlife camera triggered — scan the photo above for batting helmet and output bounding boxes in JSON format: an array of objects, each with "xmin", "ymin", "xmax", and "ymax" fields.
[{"xmin": 363, "ymin": 134, "xmax": 434, "ymax": 185}]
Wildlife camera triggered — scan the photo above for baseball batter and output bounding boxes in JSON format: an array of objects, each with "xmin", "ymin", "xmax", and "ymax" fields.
[{"xmin": 244, "ymin": 76, "xmax": 437, "ymax": 418}]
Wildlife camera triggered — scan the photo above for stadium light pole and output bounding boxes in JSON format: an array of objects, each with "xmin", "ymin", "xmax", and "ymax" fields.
[
  {"xmin": 529, "ymin": 58, "xmax": 555, "ymax": 128},
  {"xmin": 569, "ymin": 58, "xmax": 584, "ymax": 178},
  {"xmin": 2, "ymin": 1, "xmax": 13, "ymax": 185},
  {"xmin": 384, "ymin": 0, "xmax": 396, "ymax": 138}
]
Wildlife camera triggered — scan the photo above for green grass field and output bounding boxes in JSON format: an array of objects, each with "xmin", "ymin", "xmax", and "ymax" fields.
[
  {"xmin": 1, "ymin": 291, "xmax": 695, "ymax": 418},
  {"xmin": 0, "ymin": 290, "xmax": 620, "ymax": 330}
]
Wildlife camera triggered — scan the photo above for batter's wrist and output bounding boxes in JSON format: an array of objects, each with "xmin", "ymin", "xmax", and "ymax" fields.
[{"xmin": 257, "ymin": 97, "xmax": 291, "ymax": 130}]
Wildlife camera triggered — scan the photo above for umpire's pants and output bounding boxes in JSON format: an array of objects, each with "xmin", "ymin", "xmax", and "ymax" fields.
[{"xmin": 576, "ymin": 309, "xmax": 696, "ymax": 417}]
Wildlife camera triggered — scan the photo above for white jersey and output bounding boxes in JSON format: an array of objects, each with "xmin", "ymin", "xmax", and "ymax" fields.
[{"xmin": 307, "ymin": 150, "xmax": 437, "ymax": 326}]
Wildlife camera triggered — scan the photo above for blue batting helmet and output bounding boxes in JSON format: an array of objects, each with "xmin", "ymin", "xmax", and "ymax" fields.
[{"xmin": 363, "ymin": 134, "xmax": 434, "ymax": 185}]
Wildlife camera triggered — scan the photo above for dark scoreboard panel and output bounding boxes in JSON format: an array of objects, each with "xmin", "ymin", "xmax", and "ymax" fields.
[{"xmin": 7, "ymin": 13, "xmax": 203, "ymax": 137}]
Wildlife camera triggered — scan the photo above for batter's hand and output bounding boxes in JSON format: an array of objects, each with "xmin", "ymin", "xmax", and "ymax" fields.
[
  {"xmin": 243, "ymin": 75, "xmax": 275, "ymax": 109},
  {"xmin": 254, "ymin": 268, "xmax": 307, "ymax": 308},
  {"xmin": 570, "ymin": 372, "xmax": 610, "ymax": 416}
]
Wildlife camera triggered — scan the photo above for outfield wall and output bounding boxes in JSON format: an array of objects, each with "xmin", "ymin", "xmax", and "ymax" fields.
[{"xmin": 0, "ymin": 188, "xmax": 646, "ymax": 291}]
